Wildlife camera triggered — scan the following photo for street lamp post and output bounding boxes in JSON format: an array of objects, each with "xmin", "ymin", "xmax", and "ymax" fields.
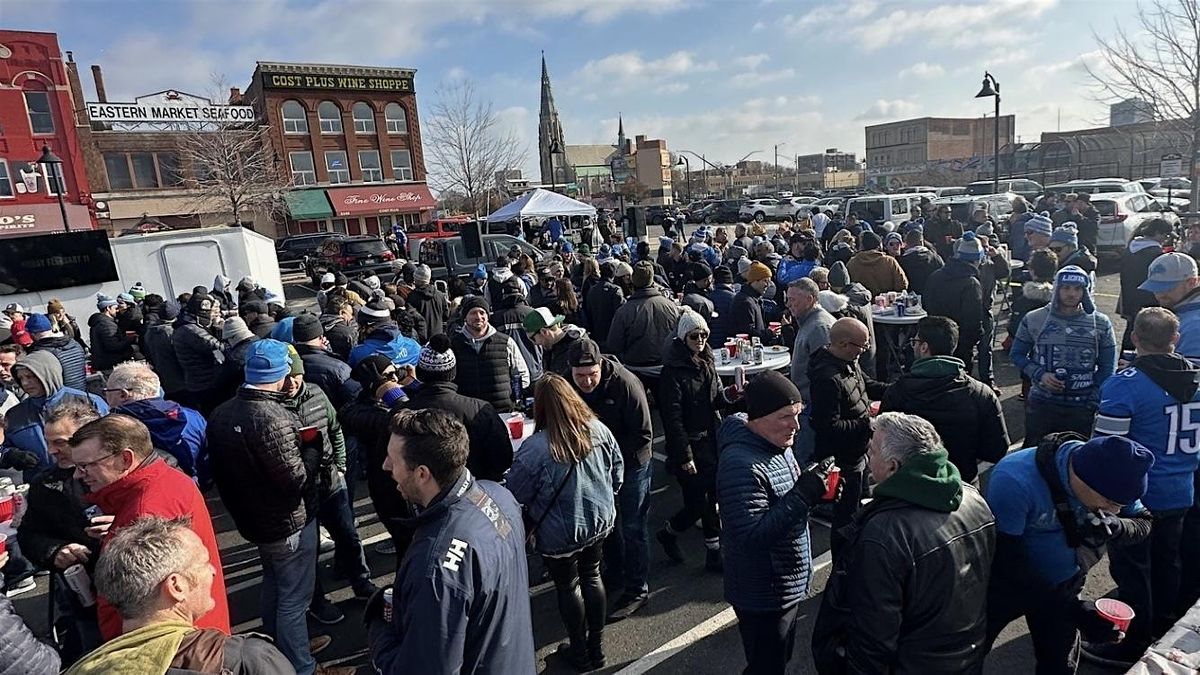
[
  {"xmin": 38, "ymin": 145, "xmax": 71, "ymax": 233},
  {"xmin": 548, "ymin": 139, "xmax": 562, "ymax": 193},
  {"xmin": 975, "ymin": 72, "xmax": 1001, "ymax": 195},
  {"xmin": 774, "ymin": 142, "xmax": 786, "ymax": 192},
  {"xmin": 675, "ymin": 156, "xmax": 691, "ymax": 203}
]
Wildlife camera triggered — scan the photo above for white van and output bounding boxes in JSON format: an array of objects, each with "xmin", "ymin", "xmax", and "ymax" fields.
[{"xmin": 845, "ymin": 192, "xmax": 934, "ymax": 227}]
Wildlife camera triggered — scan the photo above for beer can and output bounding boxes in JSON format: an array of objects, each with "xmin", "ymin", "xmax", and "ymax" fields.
[
  {"xmin": 734, "ymin": 366, "xmax": 746, "ymax": 391},
  {"xmin": 64, "ymin": 564, "xmax": 96, "ymax": 607},
  {"xmin": 382, "ymin": 587, "xmax": 394, "ymax": 623},
  {"xmin": 83, "ymin": 505, "xmax": 103, "ymax": 521}
]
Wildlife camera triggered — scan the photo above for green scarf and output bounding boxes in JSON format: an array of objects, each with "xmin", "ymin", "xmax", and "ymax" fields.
[
  {"xmin": 910, "ymin": 355, "xmax": 965, "ymax": 378},
  {"xmin": 873, "ymin": 446, "xmax": 963, "ymax": 512},
  {"xmin": 65, "ymin": 620, "xmax": 194, "ymax": 675}
]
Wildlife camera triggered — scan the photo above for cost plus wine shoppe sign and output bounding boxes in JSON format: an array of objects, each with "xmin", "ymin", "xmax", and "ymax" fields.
[{"xmin": 326, "ymin": 185, "xmax": 436, "ymax": 216}]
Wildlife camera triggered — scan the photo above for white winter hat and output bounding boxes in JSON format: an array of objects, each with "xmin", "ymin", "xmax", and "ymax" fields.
[
  {"xmin": 320, "ymin": 272, "xmax": 335, "ymax": 285},
  {"xmin": 677, "ymin": 307, "xmax": 710, "ymax": 340}
]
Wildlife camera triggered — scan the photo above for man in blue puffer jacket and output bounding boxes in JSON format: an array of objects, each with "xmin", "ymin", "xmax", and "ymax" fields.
[
  {"xmin": 716, "ymin": 370, "xmax": 839, "ymax": 675},
  {"xmin": 104, "ymin": 362, "xmax": 208, "ymax": 484},
  {"xmin": 350, "ymin": 301, "xmax": 421, "ymax": 368}
]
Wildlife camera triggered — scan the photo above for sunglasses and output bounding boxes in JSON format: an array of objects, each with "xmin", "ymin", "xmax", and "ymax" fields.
[
  {"xmin": 1049, "ymin": 245, "xmax": 1066, "ymax": 253},
  {"xmin": 687, "ymin": 331, "xmax": 709, "ymax": 341}
]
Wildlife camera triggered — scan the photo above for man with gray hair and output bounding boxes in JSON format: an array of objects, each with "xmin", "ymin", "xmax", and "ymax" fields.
[
  {"xmin": 103, "ymin": 362, "xmax": 208, "ymax": 482},
  {"xmin": 812, "ymin": 412, "xmax": 996, "ymax": 674},
  {"xmin": 785, "ymin": 278, "xmax": 834, "ymax": 463},
  {"xmin": 406, "ymin": 263, "xmax": 449, "ymax": 338},
  {"xmin": 65, "ymin": 516, "xmax": 295, "ymax": 674}
]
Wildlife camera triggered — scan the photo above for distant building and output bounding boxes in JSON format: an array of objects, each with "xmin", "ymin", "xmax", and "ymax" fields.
[
  {"xmin": 537, "ymin": 54, "xmax": 569, "ymax": 187},
  {"xmin": 796, "ymin": 149, "xmax": 857, "ymax": 174},
  {"xmin": 1110, "ymin": 99, "xmax": 1156, "ymax": 127},
  {"xmin": 864, "ymin": 115, "xmax": 1016, "ymax": 189}
]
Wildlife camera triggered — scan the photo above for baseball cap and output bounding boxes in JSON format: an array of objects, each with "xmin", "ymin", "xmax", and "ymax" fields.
[
  {"xmin": 1139, "ymin": 252, "xmax": 1198, "ymax": 293},
  {"xmin": 522, "ymin": 306, "xmax": 565, "ymax": 335},
  {"xmin": 4, "ymin": 303, "xmax": 26, "ymax": 314},
  {"xmin": 567, "ymin": 338, "xmax": 603, "ymax": 368}
]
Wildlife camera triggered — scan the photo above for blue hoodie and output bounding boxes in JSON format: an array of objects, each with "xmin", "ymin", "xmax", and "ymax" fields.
[
  {"xmin": 115, "ymin": 398, "xmax": 208, "ymax": 484},
  {"xmin": 349, "ymin": 323, "xmax": 421, "ymax": 368},
  {"xmin": 1010, "ymin": 265, "xmax": 1116, "ymax": 407},
  {"xmin": 6, "ymin": 351, "xmax": 108, "ymax": 472}
]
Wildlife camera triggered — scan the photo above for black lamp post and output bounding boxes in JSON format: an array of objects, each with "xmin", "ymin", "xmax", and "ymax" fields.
[
  {"xmin": 675, "ymin": 155, "xmax": 691, "ymax": 202},
  {"xmin": 975, "ymin": 72, "xmax": 1001, "ymax": 195},
  {"xmin": 548, "ymin": 139, "xmax": 562, "ymax": 193},
  {"xmin": 38, "ymin": 145, "xmax": 71, "ymax": 232}
]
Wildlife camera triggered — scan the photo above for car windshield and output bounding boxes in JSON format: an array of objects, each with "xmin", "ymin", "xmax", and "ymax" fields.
[
  {"xmin": 1092, "ymin": 200, "xmax": 1118, "ymax": 217},
  {"xmin": 345, "ymin": 240, "xmax": 387, "ymax": 255},
  {"xmin": 965, "ymin": 183, "xmax": 992, "ymax": 195},
  {"xmin": 849, "ymin": 199, "xmax": 884, "ymax": 223}
]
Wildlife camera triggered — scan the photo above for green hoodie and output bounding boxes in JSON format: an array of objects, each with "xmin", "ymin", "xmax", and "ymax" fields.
[
  {"xmin": 872, "ymin": 445, "xmax": 963, "ymax": 512},
  {"xmin": 909, "ymin": 355, "xmax": 965, "ymax": 379},
  {"xmin": 65, "ymin": 620, "xmax": 193, "ymax": 675}
]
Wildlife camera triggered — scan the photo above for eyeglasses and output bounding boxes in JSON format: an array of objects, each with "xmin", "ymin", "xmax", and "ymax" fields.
[
  {"xmin": 1048, "ymin": 245, "xmax": 1066, "ymax": 254},
  {"xmin": 686, "ymin": 331, "xmax": 709, "ymax": 341},
  {"xmin": 845, "ymin": 340, "xmax": 870, "ymax": 351},
  {"xmin": 102, "ymin": 387, "xmax": 128, "ymax": 395},
  {"xmin": 908, "ymin": 336, "xmax": 926, "ymax": 346},
  {"xmin": 74, "ymin": 451, "xmax": 120, "ymax": 474}
]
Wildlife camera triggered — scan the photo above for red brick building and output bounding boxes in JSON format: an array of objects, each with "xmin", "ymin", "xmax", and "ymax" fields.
[
  {"xmin": 243, "ymin": 61, "xmax": 434, "ymax": 237},
  {"xmin": 0, "ymin": 30, "xmax": 96, "ymax": 235}
]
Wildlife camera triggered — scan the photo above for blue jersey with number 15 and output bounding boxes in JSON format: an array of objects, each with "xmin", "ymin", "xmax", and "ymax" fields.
[{"xmin": 1094, "ymin": 366, "xmax": 1200, "ymax": 511}]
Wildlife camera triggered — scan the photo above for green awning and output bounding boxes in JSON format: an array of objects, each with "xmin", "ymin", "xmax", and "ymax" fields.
[{"xmin": 284, "ymin": 189, "xmax": 333, "ymax": 221}]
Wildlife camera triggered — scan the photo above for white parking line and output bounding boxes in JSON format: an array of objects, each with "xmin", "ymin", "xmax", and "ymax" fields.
[{"xmin": 614, "ymin": 550, "xmax": 834, "ymax": 675}]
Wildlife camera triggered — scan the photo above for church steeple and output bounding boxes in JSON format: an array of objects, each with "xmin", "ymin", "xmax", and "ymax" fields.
[
  {"xmin": 538, "ymin": 52, "xmax": 567, "ymax": 186},
  {"xmin": 617, "ymin": 113, "xmax": 625, "ymax": 154}
]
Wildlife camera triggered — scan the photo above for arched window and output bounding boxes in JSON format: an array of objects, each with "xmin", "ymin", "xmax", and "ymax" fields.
[
  {"xmin": 281, "ymin": 100, "xmax": 307, "ymax": 134},
  {"xmin": 352, "ymin": 102, "xmax": 375, "ymax": 134},
  {"xmin": 384, "ymin": 103, "xmax": 407, "ymax": 134},
  {"xmin": 318, "ymin": 101, "xmax": 342, "ymax": 134}
]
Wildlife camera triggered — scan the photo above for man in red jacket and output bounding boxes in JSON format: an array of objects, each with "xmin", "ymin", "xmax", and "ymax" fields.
[{"xmin": 70, "ymin": 413, "xmax": 230, "ymax": 639}]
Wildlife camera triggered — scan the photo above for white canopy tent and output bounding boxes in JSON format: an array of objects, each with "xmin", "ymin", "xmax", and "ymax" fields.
[{"xmin": 485, "ymin": 188, "xmax": 596, "ymax": 222}]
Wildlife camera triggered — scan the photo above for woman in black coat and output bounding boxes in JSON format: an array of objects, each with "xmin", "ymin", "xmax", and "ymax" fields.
[
  {"xmin": 655, "ymin": 308, "xmax": 732, "ymax": 572},
  {"xmin": 1117, "ymin": 218, "xmax": 1173, "ymax": 349}
]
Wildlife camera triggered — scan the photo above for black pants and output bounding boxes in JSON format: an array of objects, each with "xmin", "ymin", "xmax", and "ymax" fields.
[
  {"xmin": 1108, "ymin": 507, "xmax": 1187, "ymax": 646},
  {"xmin": 1177, "ymin": 471, "xmax": 1200, "ymax": 615},
  {"xmin": 667, "ymin": 462, "xmax": 720, "ymax": 546},
  {"xmin": 830, "ymin": 458, "xmax": 866, "ymax": 562},
  {"xmin": 734, "ymin": 603, "xmax": 800, "ymax": 675},
  {"xmin": 1023, "ymin": 401, "xmax": 1096, "ymax": 447},
  {"xmin": 985, "ymin": 575, "xmax": 1083, "ymax": 675},
  {"xmin": 544, "ymin": 540, "xmax": 606, "ymax": 654}
]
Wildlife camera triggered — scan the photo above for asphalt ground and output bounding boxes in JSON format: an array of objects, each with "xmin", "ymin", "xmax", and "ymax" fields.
[{"xmin": 9, "ymin": 262, "xmax": 1130, "ymax": 674}]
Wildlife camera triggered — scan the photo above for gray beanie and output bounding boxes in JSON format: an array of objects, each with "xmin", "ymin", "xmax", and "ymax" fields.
[
  {"xmin": 828, "ymin": 261, "xmax": 850, "ymax": 290},
  {"xmin": 222, "ymin": 316, "xmax": 255, "ymax": 345}
]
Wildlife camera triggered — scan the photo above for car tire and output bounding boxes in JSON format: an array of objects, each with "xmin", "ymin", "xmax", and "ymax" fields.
[
  {"xmin": 754, "ymin": 212, "xmax": 765, "ymax": 223},
  {"xmin": 704, "ymin": 215, "xmax": 714, "ymax": 224}
]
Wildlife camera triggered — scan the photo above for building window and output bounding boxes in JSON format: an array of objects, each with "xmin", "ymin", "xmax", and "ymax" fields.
[
  {"xmin": 325, "ymin": 151, "xmax": 350, "ymax": 184},
  {"xmin": 24, "ymin": 91, "xmax": 54, "ymax": 135},
  {"xmin": 41, "ymin": 164, "xmax": 65, "ymax": 196},
  {"xmin": 281, "ymin": 100, "xmax": 308, "ymax": 134},
  {"xmin": 385, "ymin": 103, "xmax": 407, "ymax": 134},
  {"xmin": 290, "ymin": 151, "xmax": 316, "ymax": 186},
  {"xmin": 318, "ymin": 101, "xmax": 342, "ymax": 134},
  {"xmin": 0, "ymin": 160, "xmax": 13, "ymax": 198},
  {"xmin": 157, "ymin": 153, "xmax": 183, "ymax": 186},
  {"xmin": 359, "ymin": 150, "xmax": 382, "ymax": 182},
  {"xmin": 104, "ymin": 153, "xmax": 134, "ymax": 190},
  {"xmin": 130, "ymin": 153, "xmax": 160, "ymax": 189},
  {"xmin": 390, "ymin": 150, "xmax": 413, "ymax": 180},
  {"xmin": 353, "ymin": 102, "xmax": 375, "ymax": 134},
  {"xmin": 332, "ymin": 218, "xmax": 350, "ymax": 234}
]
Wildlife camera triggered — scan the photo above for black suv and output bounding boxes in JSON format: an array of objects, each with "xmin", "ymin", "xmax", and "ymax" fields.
[
  {"xmin": 305, "ymin": 235, "xmax": 396, "ymax": 284},
  {"xmin": 276, "ymin": 233, "xmax": 336, "ymax": 271},
  {"xmin": 697, "ymin": 200, "xmax": 744, "ymax": 224}
]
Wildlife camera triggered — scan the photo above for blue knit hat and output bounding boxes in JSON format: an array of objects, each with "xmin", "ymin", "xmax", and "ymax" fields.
[
  {"xmin": 270, "ymin": 316, "xmax": 295, "ymax": 344},
  {"xmin": 25, "ymin": 313, "xmax": 52, "ymax": 334},
  {"xmin": 244, "ymin": 339, "xmax": 291, "ymax": 384},
  {"xmin": 117, "ymin": 292, "xmax": 135, "ymax": 304},
  {"xmin": 955, "ymin": 231, "xmax": 984, "ymax": 263},
  {"xmin": 884, "ymin": 232, "xmax": 903, "ymax": 247},
  {"xmin": 1024, "ymin": 212, "xmax": 1053, "ymax": 237},
  {"xmin": 1051, "ymin": 223, "xmax": 1079, "ymax": 249},
  {"xmin": 1054, "ymin": 264, "xmax": 1095, "ymax": 313},
  {"xmin": 96, "ymin": 293, "xmax": 118, "ymax": 310},
  {"xmin": 1071, "ymin": 436, "xmax": 1154, "ymax": 505}
]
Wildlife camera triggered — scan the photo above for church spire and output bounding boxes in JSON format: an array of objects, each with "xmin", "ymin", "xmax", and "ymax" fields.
[
  {"xmin": 617, "ymin": 113, "xmax": 626, "ymax": 154},
  {"xmin": 538, "ymin": 52, "xmax": 567, "ymax": 186}
]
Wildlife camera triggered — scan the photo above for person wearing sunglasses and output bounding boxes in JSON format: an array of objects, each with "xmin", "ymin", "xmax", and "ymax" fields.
[{"xmin": 1048, "ymin": 224, "xmax": 1097, "ymax": 274}]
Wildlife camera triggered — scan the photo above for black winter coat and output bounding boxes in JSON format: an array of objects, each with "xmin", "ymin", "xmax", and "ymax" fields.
[
  {"xmin": 294, "ymin": 343, "xmax": 361, "ymax": 409},
  {"xmin": 143, "ymin": 322, "xmax": 187, "ymax": 395},
  {"xmin": 29, "ymin": 335, "xmax": 87, "ymax": 391},
  {"xmin": 898, "ymin": 247, "xmax": 944, "ymax": 295},
  {"xmin": 658, "ymin": 339, "xmax": 723, "ymax": 474},
  {"xmin": 880, "ymin": 359, "xmax": 1010, "ymax": 482},
  {"xmin": 17, "ymin": 466, "xmax": 98, "ymax": 571},
  {"xmin": 87, "ymin": 312, "xmax": 135, "ymax": 371},
  {"xmin": 1120, "ymin": 242, "xmax": 1163, "ymax": 319},
  {"xmin": 209, "ymin": 387, "xmax": 314, "ymax": 544},
  {"xmin": 812, "ymin": 487, "xmax": 996, "ymax": 675},
  {"xmin": 172, "ymin": 317, "xmax": 224, "ymax": 392},
  {"xmin": 808, "ymin": 346, "xmax": 887, "ymax": 465},
  {"xmin": 583, "ymin": 280, "xmax": 625, "ymax": 343},
  {"xmin": 727, "ymin": 285, "xmax": 766, "ymax": 340},
  {"xmin": 571, "ymin": 355, "xmax": 654, "ymax": 467},
  {"xmin": 708, "ymin": 284, "xmax": 737, "ymax": 348},
  {"xmin": 407, "ymin": 285, "xmax": 450, "ymax": 338},
  {"xmin": 402, "ymin": 381, "xmax": 512, "ymax": 481},
  {"xmin": 319, "ymin": 314, "xmax": 358, "ymax": 362},
  {"xmin": 921, "ymin": 260, "xmax": 985, "ymax": 364},
  {"xmin": 338, "ymin": 393, "xmax": 411, "ymax": 536},
  {"xmin": 923, "ymin": 217, "xmax": 965, "ymax": 260}
]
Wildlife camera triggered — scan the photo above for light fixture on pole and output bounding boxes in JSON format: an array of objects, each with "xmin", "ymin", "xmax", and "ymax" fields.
[
  {"xmin": 675, "ymin": 156, "xmax": 691, "ymax": 203},
  {"xmin": 774, "ymin": 142, "xmax": 786, "ymax": 191},
  {"xmin": 38, "ymin": 145, "xmax": 71, "ymax": 233},
  {"xmin": 974, "ymin": 72, "xmax": 1001, "ymax": 195},
  {"xmin": 548, "ymin": 140, "xmax": 563, "ymax": 193}
]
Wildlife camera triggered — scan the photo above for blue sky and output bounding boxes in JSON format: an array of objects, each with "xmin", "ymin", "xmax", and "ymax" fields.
[{"xmin": 12, "ymin": 0, "xmax": 1141, "ymax": 180}]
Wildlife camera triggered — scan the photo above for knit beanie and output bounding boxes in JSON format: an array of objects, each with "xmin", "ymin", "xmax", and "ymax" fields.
[
  {"xmin": 632, "ymin": 261, "xmax": 655, "ymax": 289},
  {"xmin": 860, "ymin": 230, "xmax": 882, "ymax": 251},
  {"xmin": 975, "ymin": 223, "xmax": 994, "ymax": 238},
  {"xmin": 334, "ymin": 272, "xmax": 349, "ymax": 286},
  {"xmin": 677, "ymin": 307, "xmax": 710, "ymax": 340},
  {"xmin": 460, "ymin": 294, "xmax": 491, "ymax": 315},
  {"xmin": 745, "ymin": 261, "xmax": 772, "ymax": 284},
  {"xmin": 128, "ymin": 282, "xmax": 147, "ymax": 302},
  {"xmin": 613, "ymin": 261, "xmax": 633, "ymax": 279},
  {"xmin": 270, "ymin": 316, "xmax": 295, "ymax": 343},
  {"xmin": 364, "ymin": 274, "xmax": 382, "ymax": 291},
  {"xmin": 237, "ymin": 276, "xmax": 258, "ymax": 292},
  {"xmin": 244, "ymin": 339, "xmax": 291, "ymax": 385},
  {"xmin": 883, "ymin": 232, "xmax": 902, "ymax": 248},
  {"xmin": 416, "ymin": 333, "xmax": 457, "ymax": 383},
  {"xmin": 25, "ymin": 314, "xmax": 52, "ymax": 334},
  {"xmin": 745, "ymin": 370, "xmax": 804, "ymax": 421},
  {"xmin": 955, "ymin": 231, "xmax": 984, "ymax": 263},
  {"xmin": 221, "ymin": 317, "xmax": 255, "ymax": 346},
  {"xmin": 1025, "ymin": 212, "xmax": 1054, "ymax": 237},
  {"xmin": 96, "ymin": 293, "xmax": 117, "ymax": 310},
  {"xmin": 291, "ymin": 313, "xmax": 324, "ymax": 342},
  {"xmin": 1071, "ymin": 436, "xmax": 1155, "ymax": 505},
  {"xmin": 357, "ymin": 298, "xmax": 392, "ymax": 325},
  {"xmin": 828, "ymin": 261, "xmax": 851, "ymax": 289},
  {"xmin": 686, "ymin": 262, "xmax": 712, "ymax": 282},
  {"xmin": 1051, "ymin": 223, "xmax": 1079, "ymax": 249},
  {"xmin": 737, "ymin": 257, "xmax": 753, "ymax": 278},
  {"xmin": 286, "ymin": 344, "xmax": 305, "ymax": 377},
  {"xmin": 117, "ymin": 292, "xmax": 135, "ymax": 305},
  {"xmin": 414, "ymin": 264, "xmax": 432, "ymax": 284},
  {"xmin": 713, "ymin": 265, "xmax": 734, "ymax": 285}
]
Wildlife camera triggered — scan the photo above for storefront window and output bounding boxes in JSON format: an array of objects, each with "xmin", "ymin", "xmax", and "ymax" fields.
[
  {"xmin": 0, "ymin": 160, "xmax": 12, "ymax": 198},
  {"xmin": 353, "ymin": 102, "xmax": 375, "ymax": 134},
  {"xmin": 385, "ymin": 103, "xmax": 407, "ymax": 134},
  {"xmin": 359, "ymin": 150, "xmax": 382, "ymax": 182},
  {"xmin": 391, "ymin": 150, "xmax": 413, "ymax": 180},
  {"xmin": 282, "ymin": 100, "xmax": 308, "ymax": 134},
  {"xmin": 131, "ymin": 153, "xmax": 160, "ymax": 188},
  {"xmin": 318, "ymin": 101, "xmax": 342, "ymax": 134},
  {"xmin": 332, "ymin": 218, "xmax": 349, "ymax": 234},
  {"xmin": 157, "ymin": 153, "xmax": 183, "ymax": 186}
]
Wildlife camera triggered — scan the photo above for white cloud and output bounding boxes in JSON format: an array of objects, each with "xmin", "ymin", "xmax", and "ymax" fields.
[
  {"xmin": 782, "ymin": 0, "xmax": 878, "ymax": 33},
  {"xmin": 445, "ymin": 67, "xmax": 468, "ymax": 81},
  {"xmin": 899, "ymin": 62, "xmax": 945, "ymax": 79},
  {"xmin": 572, "ymin": 49, "xmax": 717, "ymax": 93},
  {"xmin": 734, "ymin": 53, "xmax": 770, "ymax": 70},
  {"xmin": 730, "ymin": 68, "xmax": 797, "ymax": 87},
  {"xmin": 855, "ymin": 99, "xmax": 921, "ymax": 121},
  {"xmin": 851, "ymin": 0, "xmax": 1057, "ymax": 50}
]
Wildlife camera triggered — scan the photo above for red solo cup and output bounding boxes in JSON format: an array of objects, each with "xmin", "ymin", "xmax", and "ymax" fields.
[
  {"xmin": 736, "ymin": 333, "xmax": 749, "ymax": 341},
  {"xmin": 869, "ymin": 401, "xmax": 881, "ymax": 416},
  {"xmin": 0, "ymin": 496, "xmax": 12, "ymax": 523},
  {"xmin": 822, "ymin": 467, "xmax": 841, "ymax": 501},
  {"xmin": 725, "ymin": 341, "xmax": 737, "ymax": 357},
  {"xmin": 507, "ymin": 414, "xmax": 525, "ymax": 440},
  {"xmin": 1095, "ymin": 598, "xmax": 1134, "ymax": 632},
  {"xmin": 768, "ymin": 322, "xmax": 782, "ymax": 334},
  {"xmin": 0, "ymin": 533, "xmax": 7, "ymax": 556}
]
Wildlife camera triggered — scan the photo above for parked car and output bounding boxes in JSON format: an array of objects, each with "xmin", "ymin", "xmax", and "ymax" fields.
[
  {"xmin": 966, "ymin": 178, "xmax": 1043, "ymax": 200},
  {"xmin": 811, "ymin": 196, "xmax": 845, "ymax": 216},
  {"xmin": 739, "ymin": 198, "xmax": 787, "ymax": 222},
  {"xmin": 276, "ymin": 232, "xmax": 336, "ymax": 271},
  {"xmin": 697, "ymin": 199, "xmax": 744, "ymax": 224},
  {"xmin": 305, "ymin": 235, "xmax": 396, "ymax": 283},
  {"xmin": 778, "ymin": 196, "xmax": 818, "ymax": 219},
  {"xmin": 682, "ymin": 200, "xmax": 715, "ymax": 223},
  {"xmin": 1138, "ymin": 177, "xmax": 1193, "ymax": 199},
  {"xmin": 932, "ymin": 192, "xmax": 1017, "ymax": 238},
  {"xmin": 1090, "ymin": 193, "xmax": 1181, "ymax": 255},
  {"xmin": 935, "ymin": 186, "xmax": 967, "ymax": 197},
  {"xmin": 413, "ymin": 234, "xmax": 544, "ymax": 282},
  {"xmin": 1044, "ymin": 178, "xmax": 1146, "ymax": 197},
  {"xmin": 407, "ymin": 217, "xmax": 470, "ymax": 240},
  {"xmin": 845, "ymin": 192, "xmax": 932, "ymax": 228}
]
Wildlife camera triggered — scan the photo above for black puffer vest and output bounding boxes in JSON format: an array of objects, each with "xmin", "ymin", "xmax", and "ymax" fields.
[{"xmin": 451, "ymin": 330, "xmax": 515, "ymax": 412}]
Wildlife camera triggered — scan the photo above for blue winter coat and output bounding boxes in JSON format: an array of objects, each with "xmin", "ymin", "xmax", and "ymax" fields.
[
  {"xmin": 505, "ymin": 419, "xmax": 624, "ymax": 556},
  {"xmin": 349, "ymin": 323, "xmax": 421, "ymax": 368},
  {"xmin": 716, "ymin": 414, "xmax": 813, "ymax": 612},
  {"xmin": 7, "ymin": 388, "xmax": 109, "ymax": 472},
  {"xmin": 115, "ymin": 398, "xmax": 208, "ymax": 483}
]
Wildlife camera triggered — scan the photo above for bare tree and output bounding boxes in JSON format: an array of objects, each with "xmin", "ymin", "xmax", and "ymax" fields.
[
  {"xmin": 1086, "ymin": 0, "xmax": 1200, "ymax": 205},
  {"xmin": 178, "ymin": 124, "xmax": 290, "ymax": 227},
  {"xmin": 424, "ymin": 80, "xmax": 527, "ymax": 216}
]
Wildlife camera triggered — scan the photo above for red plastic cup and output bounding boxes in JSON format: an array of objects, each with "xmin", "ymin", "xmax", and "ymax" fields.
[
  {"xmin": 725, "ymin": 341, "xmax": 737, "ymax": 357},
  {"xmin": 0, "ymin": 496, "xmax": 12, "ymax": 523},
  {"xmin": 822, "ymin": 467, "xmax": 841, "ymax": 501},
  {"xmin": 507, "ymin": 414, "xmax": 525, "ymax": 441},
  {"xmin": 768, "ymin": 322, "xmax": 782, "ymax": 334},
  {"xmin": 1095, "ymin": 598, "xmax": 1134, "ymax": 632},
  {"xmin": 869, "ymin": 401, "xmax": 881, "ymax": 417}
]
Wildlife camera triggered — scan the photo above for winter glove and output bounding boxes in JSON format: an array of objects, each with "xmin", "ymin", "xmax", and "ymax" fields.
[
  {"xmin": 352, "ymin": 354, "xmax": 397, "ymax": 396},
  {"xmin": 0, "ymin": 448, "xmax": 39, "ymax": 471},
  {"xmin": 794, "ymin": 468, "xmax": 833, "ymax": 507},
  {"xmin": 1079, "ymin": 511, "xmax": 1152, "ymax": 548},
  {"xmin": 1075, "ymin": 600, "xmax": 1124, "ymax": 644}
]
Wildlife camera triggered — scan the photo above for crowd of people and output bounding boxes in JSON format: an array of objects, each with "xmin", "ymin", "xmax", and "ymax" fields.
[{"xmin": 0, "ymin": 190, "xmax": 1196, "ymax": 674}]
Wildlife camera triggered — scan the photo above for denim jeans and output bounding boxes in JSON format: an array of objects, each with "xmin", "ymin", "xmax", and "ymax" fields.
[
  {"xmin": 259, "ymin": 519, "xmax": 318, "ymax": 675},
  {"xmin": 1023, "ymin": 401, "xmax": 1096, "ymax": 447},
  {"xmin": 1108, "ymin": 508, "xmax": 1188, "ymax": 646},
  {"xmin": 319, "ymin": 479, "xmax": 370, "ymax": 582},
  {"xmin": 793, "ymin": 411, "xmax": 815, "ymax": 466},
  {"xmin": 977, "ymin": 312, "xmax": 995, "ymax": 384},
  {"xmin": 604, "ymin": 461, "xmax": 652, "ymax": 597}
]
